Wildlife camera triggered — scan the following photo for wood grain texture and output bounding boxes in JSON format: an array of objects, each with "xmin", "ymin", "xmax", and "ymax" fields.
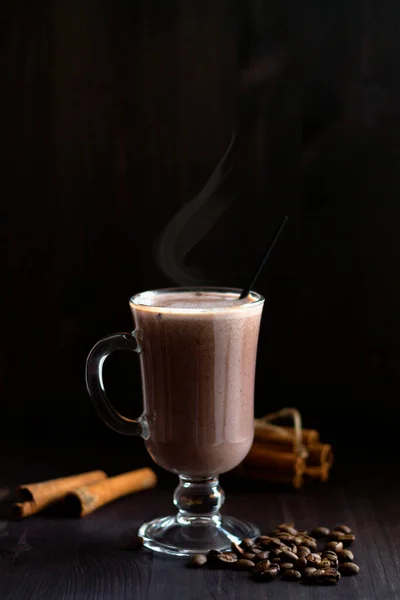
[{"xmin": 0, "ymin": 452, "xmax": 399, "ymax": 599}]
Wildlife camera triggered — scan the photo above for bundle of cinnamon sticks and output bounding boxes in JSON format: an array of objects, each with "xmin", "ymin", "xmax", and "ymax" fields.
[
  {"xmin": 11, "ymin": 468, "xmax": 157, "ymax": 519},
  {"xmin": 237, "ymin": 408, "xmax": 334, "ymax": 489}
]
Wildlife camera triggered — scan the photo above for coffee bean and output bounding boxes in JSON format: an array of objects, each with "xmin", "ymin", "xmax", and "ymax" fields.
[
  {"xmin": 274, "ymin": 532, "xmax": 294, "ymax": 543},
  {"xmin": 252, "ymin": 559, "xmax": 271, "ymax": 576},
  {"xmin": 188, "ymin": 554, "xmax": 207, "ymax": 567},
  {"xmin": 307, "ymin": 553, "xmax": 322, "ymax": 566},
  {"xmin": 320, "ymin": 569, "xmax": 341, "ymax": 585},
  {"xmin": 242, "ymin": 552, "xmax": 256, "ymax": 561},
  {"xmin": 276, "ymin": 531, "xmax": 295, "ymax": 541},
  {"xmin": 280, "ymin": 549, "xmax": 298, "ymax": 563},
  {"xmin": 256, "ymin": 536, "xmax": 283, "ymax": 550},
  {"xmin": 320, "ymin": 559, "xmax": 332, "ymax": 569},
  {"xmin": 268, "ymin": 549, "xmax": 282, "ymax": 561},
  {"xmin": 270, "ymin": 537, "xmax": 286, "ymax": 548},
  {"xmin": 283, "ymin": 569, "xmax": 302, "ymax": 581},
  {"xmin": 251, "ymin": 560, "xmax": 276, "ymax": 579},
  {"xmin": 324, "ymin": 541, "xmax": 343, "ymax": 553},
  {"xmin": 254, "ymin": 551, "xmax": 271, "ymax": 562},
  {"xmin": 321, "ymin": 550, "xmax": 337, "ymax": 560},
  {"xmin": 289, "ymin": 544, "xmax": 298, "ymax": 554},
  {"xmin": 294, "ymin": 557, "xmax": 308, "ymax": 571},
  {"xmin": 321, "ymin": 551, "xmax": 338, "ymax": 567},
  {"xmin": 299, "ymin": 540, "xmax": 316, "ymax": 551},
  {"xmin": 301, "ymin": 534, "xmax": 317, "ymax": 542},
  {"xmin": 252, "ymin": 546, "xmax": 262, "ymax": 554},
  {"xmin": 265, "ymin": 566, "xmax": 280, "ymax": 578},
  {"xmin": 235, "ymin": 559, "xmax": 255, "ymax": 571},
  {"xmin": 241, "ymin": 537, "xmax": 255, "ymax": 550},
  {"xmin": 327, "ymin": 530, "xmax": 346, "ymax": 541},
  {"xmin": 341, "ymin": 534, "xmax": 356, "ymax": 546},
  {"xmin": 256, "ymin": 535, "xmax": 272, "ymax": 545},
  {"xmin": 304, "ymin": 567, "xmax": 317, "ymax": 578},
  {"xmin": 309, "ymin": 568, "xmax": 341, "ymax": 585},
  {"xmin": 280, "ymin": 562, "xmax": 294, "ymax": 571},
  {"xmin": 215, "ymin": 552, "xmax": 237, "ymax": 565},
  {"xmin": 277, "ymin": 522, "xmax": 295, "ymax": 529},
  {"xmin": 224, "ymin": 552, "xmax": 238, "ymax": 560},
  {"xmin": 297, "ymin": 546, "xmax": 311, "ymax": 557},
  {"xmin": 321, "ymin": 568, "xmax": 341, "ymax": 581},
  {"xmin": 255, "ymin": 536, "xmax": 269, "ymax": 546},
  {"xmin": 337, "ymin": 549, "xmax": 354, "ymax": 563},
  {"xmin": 206, "ymin": 550, "xmax": 221, "ymax": 565},
  {"xmin": 322, "ymin": 561, "xmax": 338, "ymax": 569},
  {"xmin": 311, "ymin": 526, "xmax": 330, "ymax": 538},
  {"xmin": 339, "ymin": 562, "xmax": 360, "ymax": 575},
  {"xmin": 299, "ymin": 536, "xmax": 317, "ymax": 550},
  {"xmin": 278, "ymin": 535, "xmax": 297, "ymax": 546},
  {"xmin": 335, "ymin": 524, "xmax": 352, "ymax": 534},
  {"xmin": 293, "ymin": 536, "xmax": 304, "ymax": 546},
  {"xmin": 307, "ymin": 568, "xmax": 325, "ymax": 580},
  {"xmin": 322, "ymin": 577, "xmax": 340, "ymax": 586},
  {"xmin": 231, "ymin": 542, "xmax": 244, "ymax": 556},
  {"xmin": 326, "ymin": 560, "xmax": 339, "ymax": 568},
  {"xmin": 276, "ymin": 525, "xmax": 298, "ymax": 536}
]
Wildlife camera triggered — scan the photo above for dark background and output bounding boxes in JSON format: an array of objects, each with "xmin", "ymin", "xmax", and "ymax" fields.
[{"xmin": 1, "ymin": 0, "xmax": 400, "ymax": 458}]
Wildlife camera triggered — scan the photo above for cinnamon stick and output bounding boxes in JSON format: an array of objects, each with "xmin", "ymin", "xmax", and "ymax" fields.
[
  {"xmin": 12, "ymin": 470, "xmax": 107, "ymax": 519},
  {"xmin": 281, "ymin": 426, "xmax": 319, "ymax": 446},
  {"xmin": 254, "ymin": 422, "xmax": 320, "ymax": 447},
  {"xmin": 64, "ymin": 468, "xmax": 157, "ymax": 517},
  {"xmin": 304, "ymin": 464, "xmax": 330, "ymax": 482},
  {"xmin": 304, "ymin": 444, "xmax": 334, "ymax": 482},
  {"xmin": 306, "ymin": 443, "xmax": 334, "ymax": 468},
  {"xmin": 244, "ymin": 444, "xmax": 306, "ymax": 476}
]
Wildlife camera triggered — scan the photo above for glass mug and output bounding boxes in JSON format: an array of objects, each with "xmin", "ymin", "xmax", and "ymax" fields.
[{"xmin": 85, "ymin": 287, "xmax": 265, "ymax": 556}]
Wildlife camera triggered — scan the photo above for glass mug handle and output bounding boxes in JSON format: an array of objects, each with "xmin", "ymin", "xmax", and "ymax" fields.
[{"xmin": 85, "ymin": 331, "xmax": 148, "ymax": 438}]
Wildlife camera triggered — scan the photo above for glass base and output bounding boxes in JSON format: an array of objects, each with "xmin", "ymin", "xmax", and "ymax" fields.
[{"xmin": 138, "ymin": 514, "xmax": 260, "ymax": 557}]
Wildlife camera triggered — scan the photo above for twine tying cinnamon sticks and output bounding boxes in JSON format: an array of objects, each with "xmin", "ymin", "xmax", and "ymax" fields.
[
  {"xmin": 239, "ymin": 408, "xmax": 334, "ymax": 488},
  {"xmin": 11, "ymin": 468, "xmax": 157, "ymax": 519}
]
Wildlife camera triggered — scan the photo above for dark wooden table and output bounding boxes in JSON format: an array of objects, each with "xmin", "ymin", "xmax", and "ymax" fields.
[{"xmin": 0, "ymin": 449, "xmax": 399, "ymax": 600}]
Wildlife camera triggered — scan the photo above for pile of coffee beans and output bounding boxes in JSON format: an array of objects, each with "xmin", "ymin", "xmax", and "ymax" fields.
[{"xmin": 188, "ymin": 523, "xmax": 359, "ymax": 585}]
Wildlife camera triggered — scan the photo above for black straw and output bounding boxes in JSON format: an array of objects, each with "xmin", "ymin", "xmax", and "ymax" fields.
[{"xmin": 239, "ymin": 215, "xmax": 288, "ymax": 299}]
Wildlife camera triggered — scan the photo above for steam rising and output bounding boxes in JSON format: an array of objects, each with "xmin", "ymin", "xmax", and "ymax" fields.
[{"xmin": 155, "ymin": 131, "xmax": 236, "ymax": 285}]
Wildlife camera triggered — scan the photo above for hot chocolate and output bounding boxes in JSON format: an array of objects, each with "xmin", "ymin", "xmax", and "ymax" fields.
[{"xmin": 131, "ymin": 289, "xmax": 264, "ymax": 478}]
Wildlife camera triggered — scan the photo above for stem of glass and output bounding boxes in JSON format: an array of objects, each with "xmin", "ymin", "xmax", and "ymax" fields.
[{"xmin": 173, "ymin": 476, "xmax": 225, "ymax": 526}]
